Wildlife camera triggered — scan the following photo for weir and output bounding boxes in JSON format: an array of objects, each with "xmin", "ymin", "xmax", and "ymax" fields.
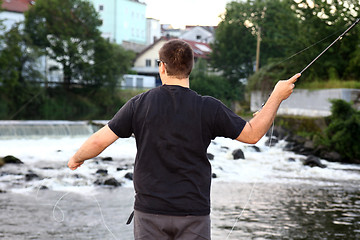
[{"xmin": 0, "ymin": 121, "xmax": 101, "ymax": 139}]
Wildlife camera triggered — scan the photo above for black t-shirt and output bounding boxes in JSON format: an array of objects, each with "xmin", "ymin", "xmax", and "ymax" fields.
[{"xmin": 108, "ymin": 85, "xmax": 246, "ymax": 216}]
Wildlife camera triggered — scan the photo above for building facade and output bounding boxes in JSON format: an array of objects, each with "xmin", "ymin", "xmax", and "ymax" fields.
[
  {"xmin": 89, "ymin": 0, "xmax": 146, "ymax": 46},
  {"xmin": 180, "ymin": 26, "xmax": 215, "ymax": 43},
  {"xmin": 146, "ymin": 18, "xmax": 161, "ymax": 45},
  {"xmin": 132, "ymin": 37, "xmax": 213, "ymax": 86},
  {"xmin": 0, "ymin": 0, "xmax": 34, "ymax": 32}
]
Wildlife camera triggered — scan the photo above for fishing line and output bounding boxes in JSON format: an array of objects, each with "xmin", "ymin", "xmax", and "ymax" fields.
[
  {"xmin": 225, "ymin": 179, "xmax": 256, "ymax": 240},
  {"xmin": 300, "ymin": 18, "xmax": 360, "ymax": 74},
  {"xmin": 273, "ymin": 26, "xmax": 345, "ymax": 67},
  {"xmin": 33, "ymin": 175, "xmax": 119, "ymax": 240},
  {"xmin": 226, "ymin": 17, "xmax": 359, "ymax": 239},
  {"xmin": 225, "ymin": 121, "xmax": 274, "ymax": 239},
  {"xmin": 52, "ymin": 191, "xmax": 71, "ymax": 222},
  {"xmin": 51, "ymin": 190, "xmax": 119, "ymax": 240}
]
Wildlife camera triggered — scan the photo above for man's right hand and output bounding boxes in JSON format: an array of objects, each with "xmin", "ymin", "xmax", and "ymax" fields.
[{"xmin": 272, "ymin": 73, "xmax": 301, "ymax": 101}]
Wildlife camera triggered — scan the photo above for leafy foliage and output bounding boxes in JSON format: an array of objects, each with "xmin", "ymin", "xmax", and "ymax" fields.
[
  {"xmin": 24, "ymin": 0, "xmax": 134, "ymax": 90},
  {"xmin": 321, "ymin": 100, "xmax": 360, "ymax": 162},
  {"xmin": 291, "ymin": 0, "xmax": 360, "ymax": 81},
  {"xmin": 213, "ymin": 0, "xmax": 360, "ymax": 91},
  {"xmin": 0, "ymin": 22, "xmax": 43, "ymax": 118},
  {"xmin": 190, "ymin": 59, "xmax": 244, "ymax": 107},
  {"xmin": 24, "ymin": 0, "xmax": 102, "ymax": 89},
  {"xmin": 83, "ymin": 37, "xmax": 135, "ymax": 90},
  {"xmin": 210, "ymin": 1, "xmax": 257, "ymax": 83}
]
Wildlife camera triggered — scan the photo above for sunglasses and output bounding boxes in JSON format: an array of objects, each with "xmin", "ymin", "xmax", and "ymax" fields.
[{"xmin": 156, "ymin": 59, "xmax": 166, "ymax": 67}]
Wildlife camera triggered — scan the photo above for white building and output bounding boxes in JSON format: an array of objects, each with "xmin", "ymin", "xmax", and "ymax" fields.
[
  {"xmin": 0, "ymin": 0, "xmax": 63, "ymax": 86},
  {"xmin": 146, "ymin": 18, "xmax": 161, "ymax": 45},
  {"xmin": 121, "ymin": 74, "xmax": 156, "ymax": 89},
  {"xmin": 180, "ymin": 26, "xmax": 215, "ymax": 43},
  {"xmin": 0, "ymin": 0, "xmax": 34, "ymax": 32}
]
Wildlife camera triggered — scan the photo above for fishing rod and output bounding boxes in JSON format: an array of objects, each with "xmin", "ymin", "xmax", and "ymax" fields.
[
  {"xmin": 233, "ymin": 18, "xmax": 360, "ymax": 239},
  {"xmin": 254, "ymin": 18, "xmax": 360, "ymax": 115},
  {"xmin": 300, "ymin": 18, "xmax": 360, "ymax": 74}
]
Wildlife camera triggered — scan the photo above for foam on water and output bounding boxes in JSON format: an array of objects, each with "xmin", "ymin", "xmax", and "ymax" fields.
[{"xmin": 1, "ymin": 132, "xmax": 360, "ymax": 194}]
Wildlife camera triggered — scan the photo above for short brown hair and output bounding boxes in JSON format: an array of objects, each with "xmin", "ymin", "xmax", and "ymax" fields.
[{"xmin": 159, "ymin": 39, "xmax": 194, "ymax": 79}]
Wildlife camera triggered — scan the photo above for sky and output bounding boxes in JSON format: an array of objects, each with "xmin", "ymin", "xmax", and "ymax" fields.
[{"xmin": 142, "ymin": 0, "xmax": 233, "ymax": 29}]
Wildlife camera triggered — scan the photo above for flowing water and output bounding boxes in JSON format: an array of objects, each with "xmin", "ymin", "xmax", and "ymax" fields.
[{"xmin": 0, "ymin": 121, "xmax": 359, "ymax": 240}]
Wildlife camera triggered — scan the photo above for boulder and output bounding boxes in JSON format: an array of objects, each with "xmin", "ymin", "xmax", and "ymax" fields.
[
  {"xmin": 320, "ymin": 151, "xmax": 342, "ymax": 162},
  {"xmin": 117, "ymin": 167, "xmax": 128, "ymax": 171},
  {"xmin": 288, "ymin": 157, "xmax": 296, "ymax": 162},
  {"xmin": 304, "ymin": 140, "xmax": 315, "ymax": 150},
  {"xmin": 207, "ymin": 153, "xmax": 214, "ymax": 160},
  {"xmin": 266, "ymin": 126, "xmax": 289, "ymax": 140},
  {"xmin": 3, "ymin": 155, "xmax": 23, "ymax": 164},
  {"xmin": 265, "ymin": 138, "xmax": 278, "ymax": 147},
  {"xmin": 212, "ymin": 173, "xmax": 217, "ymax": 178},
  {"xmin": 96, "ymin": 169, "xmax": 108, "ymax": 176},
  {"xmin": 101, "ymin": 157, "xmax": 113, "ymax": 162},
  {"xmin": 124, "ymin": 172, "xmax": 133, "ymax": 180},
  {"xmin": 104, "ymin": 178, "xmax": 121, "ymax": 187},
  {"xmin": 232, "ymin": 149, "xmax": 245, "ymax": 160},
  {"xmin": 250, "ymin": 146, "xmax": 261, "ymax": 152},
  {"xmin": 303, "ymin": 155, "xmax": 327, "ymax": 168},
  {"xmin": 25, "ymin": 173, "xmax": 40, "ymax": 181},
  {"xmin": 94, "ymin": 179, "xmax": 102, "ymax": 185}
]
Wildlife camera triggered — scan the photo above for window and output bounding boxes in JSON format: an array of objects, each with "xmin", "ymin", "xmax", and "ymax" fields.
[
  {"xmin": 99, "ymin": 5, "xmax": 104, "ymax": 11},
  {"xmin": 145, "ymin": 59, "xmax": 151, "ymax": 67},
  {"xmin": 196, "ymin": 35, "xmax": 201, "ymax": 40},
  {"xmin": 125, "ymin": 77, "xmax": 133, "ymax": 87},
  {"xmin": 136, "ymin": 78, "xmax": 144, "ymax": 88}
]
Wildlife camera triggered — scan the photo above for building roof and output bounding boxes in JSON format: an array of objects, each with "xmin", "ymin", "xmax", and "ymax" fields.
[
  {"xmin": 185, "ymin": 25, "xmax": 217, "ymax": 34},
  {"xmin": 183, "ymin": 39, "xmax": 212, "ymax": 59},
  {"xmin": 137, "ymin": 37, "xmax": 212, "ymax": 60},
  {"xmin": 1, "ymin": 0, "xmax": 35, "ymax": 13}
]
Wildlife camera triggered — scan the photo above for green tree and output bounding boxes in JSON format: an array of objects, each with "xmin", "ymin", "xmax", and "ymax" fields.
[
  {"xmin": 212, "ymin": 0, "xmax": 300, "ymax": 88},
  {"xmin": 84, "ymin": 37, "xmax": 135, "ymax": 90},
  {"xmin": 0, "ymin": 23, "xmax": 43, "ymax": 118},
  {"xmin": 211, "ymin": 0, "xmax": 257, "ymax": 84},
  {"xmin": 291, "ymin": 0, "xmax": 360, "ymax": 81},
  {"xmin": 190, "ymin": 58, "xmax": 244, "ymax": 106},
  {"xmin": 24, "ymin": 0, "xmax": 102, "ymax": 89}
]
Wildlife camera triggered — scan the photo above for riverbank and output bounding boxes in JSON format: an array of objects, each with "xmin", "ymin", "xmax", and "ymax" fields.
[{"xmin": 272, "ymin": 114, "xmax": 360, "ymax": 164}]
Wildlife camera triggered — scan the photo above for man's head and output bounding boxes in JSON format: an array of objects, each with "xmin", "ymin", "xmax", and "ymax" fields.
[{"xmin": 159, "ymin": 39, "xmax": 194, "ymax": 79}]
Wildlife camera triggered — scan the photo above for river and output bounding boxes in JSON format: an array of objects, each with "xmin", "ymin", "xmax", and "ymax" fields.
[{"xmin": 0, "ymin": 121, "xmax": 359, "ymax": 239}]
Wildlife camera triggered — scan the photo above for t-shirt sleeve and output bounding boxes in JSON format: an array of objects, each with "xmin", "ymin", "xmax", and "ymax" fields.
[
  {"xmin": 107, "ymin": 99, "xmax": 134, "ymax": 138},
  {"xmin": 213, "ymin": 101, "xmax": 247, "ymax": 139}
]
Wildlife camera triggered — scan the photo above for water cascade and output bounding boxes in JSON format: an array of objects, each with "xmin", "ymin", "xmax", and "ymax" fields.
[{"xmin": 0, "ymin": 121, "xmax": 101, "ymax": 139}]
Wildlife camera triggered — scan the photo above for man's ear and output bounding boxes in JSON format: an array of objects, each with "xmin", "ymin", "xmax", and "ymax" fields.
[{"xmin": 159, "ymin": 63, "xmax": 166, "ymax": 75}]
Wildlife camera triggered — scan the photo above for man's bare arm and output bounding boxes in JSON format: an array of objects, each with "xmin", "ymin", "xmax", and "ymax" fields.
[
  {"xmin": 236, "ymin": 73, "xmax": 301, "ymax": 144},
  {"xmin": 68, "ymin": 125, "xmax": 119, "ymax": 170}
]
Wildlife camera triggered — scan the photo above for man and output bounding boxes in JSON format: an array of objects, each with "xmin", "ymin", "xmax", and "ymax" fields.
[{"xmin": 68, "ymin": 39, "xmax": 300, "ymax": 239}]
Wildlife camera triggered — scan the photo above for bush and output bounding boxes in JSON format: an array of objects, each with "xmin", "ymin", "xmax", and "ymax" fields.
[{"xmin": 320, "ymin": 99, "xmax": 360, "ymax": 163}]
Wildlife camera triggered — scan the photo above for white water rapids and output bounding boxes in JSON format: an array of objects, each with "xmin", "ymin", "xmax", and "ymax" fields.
[{"xmin": 0, "ymin": 121, "xmax": 359, "ymax": 239}]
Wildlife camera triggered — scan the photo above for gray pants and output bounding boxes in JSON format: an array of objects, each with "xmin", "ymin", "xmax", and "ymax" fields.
[{"xmin": 134, "ymin": 210, "xmax": 211, "ymax": 240}]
